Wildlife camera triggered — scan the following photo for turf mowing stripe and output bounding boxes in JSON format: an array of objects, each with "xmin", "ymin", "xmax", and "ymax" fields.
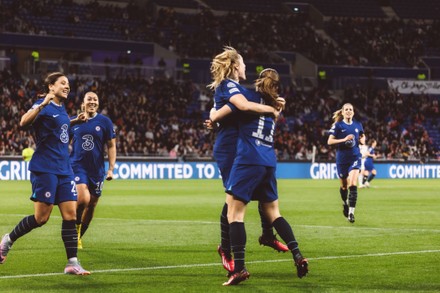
[
  {"xmin": 1, "ymin": 249, "xmax": 439, "ymax": 279},
  {"xmin": 3, "ymin": 214, "xmax": 440, "ymax": 233}
]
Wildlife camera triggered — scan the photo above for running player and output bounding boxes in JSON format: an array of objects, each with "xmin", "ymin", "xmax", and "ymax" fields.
[
  {"xmin": 327, "ymin": 103, "xmax": 365, "ymax": 223},
  {"xmin": 69, "ymin": 91, "xmax": 116, "ymax": 249},
  {"xmin": 0, "ymin": 72, "xmax": 90, "ymax": 275},
  {"xmin": 361, "ymin": 139, "xmax": 378, "ymax": 188}
]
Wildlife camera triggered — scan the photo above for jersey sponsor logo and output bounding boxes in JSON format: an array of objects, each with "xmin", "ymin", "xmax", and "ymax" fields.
[
  {"xmin": 52, "ymin": 114, "xmax": 60, "ymax": 118},
  {"xmin": 95, "ymin": 126, "xmax": 101, "ymax": 132},
  {"xmin": 255, "ymin": 139, "xmax": 272, "ymax": 148},
  {"xmin": 82, "ymin": 134, "xmax": 94, "ymax": 151},
  {"xmin": 45, "ymin": 191, "xmax": 51, "ymax": 198},
  {"xmin": 344, "ymin": 139, "xmax": 355, "ymax": 148},
  {"xmin": 60, "ymin": 124, "xmax": 69, "ymax": 143},
  {"xmin": 229, "ymin": 88, "xmax": 239, "ymax": 94}
]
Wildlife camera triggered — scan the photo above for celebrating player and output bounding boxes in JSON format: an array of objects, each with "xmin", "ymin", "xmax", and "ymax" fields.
[
  {"xmin": 207, "ymin": 46, "xmax": 288, "ymax": 275},
  {"xmin": 0, "ymin": 72, "xmax": 90, "ymax": 275},
  {"xmin": 69, "ymin": 92, "xmax": 116, "ymax": 249},
  {"xmin": 212, "ymin": 68, "xmax": 308, "ymax": 285},
  {"xmin": 327, "ymin": 103, "xmax": 365, "ymax": 223}
]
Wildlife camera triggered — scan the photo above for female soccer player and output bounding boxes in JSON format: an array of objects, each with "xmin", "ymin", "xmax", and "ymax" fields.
[
  {"xmin": 0, "ymin": 72, "xmax": 90, "ymax": 275},
  {"xmin": 327, "ymin": 103, "xmax": 365, "ymax": 223},
  {"xmin": 361, "ymin": 138, "xmax": 378, "ymax": 188},
  {"xmin": 70, "ymin": 91, "xmax": 116, "ymax": 249},
  {"xmin": 212, "ymin": 68, "xmax": 309, "ymax": 286},
  {"xmin": 207, "ymin": 46, "xmax": 288, "ymax": 274}
]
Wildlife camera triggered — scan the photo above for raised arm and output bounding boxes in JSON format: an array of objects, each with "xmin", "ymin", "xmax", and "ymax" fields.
[{"xmin": 20, "ymin": 94, "xmax": 54, "ymax": 127}]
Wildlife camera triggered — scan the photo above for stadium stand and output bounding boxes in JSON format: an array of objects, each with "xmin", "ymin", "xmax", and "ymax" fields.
[{"xmin": 0, "ymin": 0, "xmax": 439, "ymax": 162}]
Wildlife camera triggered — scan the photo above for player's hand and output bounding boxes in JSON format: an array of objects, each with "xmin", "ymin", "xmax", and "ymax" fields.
[
  {"xmin": 204, "ymin": 119, "xmax": 214, "ymax": 130},
  {"xmin": 106, "ymin": 170, "xmax": 113, "ymax": 181},
  {"xmin": 42, "ymin": 93, "xmax": 55, "ymax": 106},
  {"xmin": 345, "ymin": 134, "xmax": 355, "ymax": 141},
  {"xmin": 276, "ymin": 97, "xmax": 286, "ymax": 111},
  {"xmin": 77, "ymin": 112, "xmax": 88, "ymax": 123}
]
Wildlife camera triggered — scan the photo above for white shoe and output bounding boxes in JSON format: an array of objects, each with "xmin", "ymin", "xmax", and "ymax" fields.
[
  {"xmin": 64, "ymin": 260, "xmax": 91, "ymax": 275},
  {"xmin": 0, "ymin": 234, "xmax": 12, "ymax": 264}
]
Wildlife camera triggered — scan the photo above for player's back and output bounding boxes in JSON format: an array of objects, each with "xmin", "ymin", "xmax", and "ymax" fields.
[
  {"xmin": 212, "ymin": 79, "xmax": 246, "ymax": 154},
  {"xmin": 234, "ymin": 90, "xmax": 276, "ymax": 167}
]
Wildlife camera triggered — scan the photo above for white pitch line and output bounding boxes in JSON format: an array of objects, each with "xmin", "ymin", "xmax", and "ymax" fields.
[
  {"xmin": 2, "ymin": 213, "xmax": 440, "ymax": 233},
  {"xmin": 1, "ymin": 249, "xmax": 439, "ymax": 280}
]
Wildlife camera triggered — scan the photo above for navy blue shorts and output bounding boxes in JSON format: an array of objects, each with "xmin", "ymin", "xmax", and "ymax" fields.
[
  {"xmin": 226, "ymin": 164, "xmax": 278, "ymax": 204},
  {"xmin": 30, "ymin": 172, "xmax": 77, "ymax": 205},
  {"xmin": 364, "ymin": 160, "xmax": 375, "ymax": 172},
  {"xmin": 214, "ymin": 151, "xmax": 235, "ymax": 188},
  {"xmin": 73, "ymin": 171, "xmax": 105, "ymax": 197},
  {"xmin": 337, "ymin": 158, "xmax": 362, "ymax": 179}
]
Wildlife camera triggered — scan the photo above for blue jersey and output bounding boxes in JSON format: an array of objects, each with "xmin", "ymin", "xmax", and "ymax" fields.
[
  {"xmin": 212, "ymin": 79, "xmax": 242, "ymax": 155},
  {"xmin": 234, "ymin": 90, "xmax": 277, "ymax": 167},
  {"xmin": 364, "ymin": 146, "xmax": 375, "ymax": 171},
  {"xmin": 328, "ymin": 120, "xmax": 364, "ymax": 164},
  {"xmin": 28, "ymin": 99, "xmax": 72, "ymax": 175},
  {"xmin": 69, "ymin": 113, "xmax": 115, "ymax": 177}
]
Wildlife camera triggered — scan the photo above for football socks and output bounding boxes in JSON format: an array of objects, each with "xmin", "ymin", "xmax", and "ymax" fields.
[{"xmin": 9, "ymin": 215, "xmax": 41, "ymax": 242}]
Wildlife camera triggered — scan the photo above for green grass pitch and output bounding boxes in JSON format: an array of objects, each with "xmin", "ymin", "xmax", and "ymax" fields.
[{"xmin": 0, "ymin": 179, "xmax": 439, "ymax": 292}]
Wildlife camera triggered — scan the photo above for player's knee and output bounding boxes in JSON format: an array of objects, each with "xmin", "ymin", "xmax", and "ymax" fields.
[{"xmin": 35, "ymin": 215, "xmax": 50, "ymax": 226}]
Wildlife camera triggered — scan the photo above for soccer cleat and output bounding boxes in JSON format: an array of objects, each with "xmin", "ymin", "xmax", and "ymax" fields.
[
  {"xmin": 76, "ymin": 224, "xmax": 83, "ymax": 249},
  {"xmin": 217, "ymin": 245, "xmax": 234, "ymax": 273},
  {"xmin": 342, "ymin": 203, "xmax": 349, "ymax": 218},
  {"xmin": 294, "ymin": 253, "xmax": 309, "ymax": 278},
  {"xmin": 364, "ymin": 182, "xmax": 370, "ymax": 188},
  {"xmin": 64, "ymin": 260, "xmax": 91, "ymax": 275},
  {"xmin": 258, "ymin": 234, "xmax": 289, "ymax": 252},
  {"xmin": 0, "ymin": 234, "xmax": 12, "ymax": 264},
  {"xmin": 222, "ymin": 268, "xmax": 250, "ymax": 286},
  {"xmin": 348, "ymin": 213, "xmax": 355, "ymax": 223}
]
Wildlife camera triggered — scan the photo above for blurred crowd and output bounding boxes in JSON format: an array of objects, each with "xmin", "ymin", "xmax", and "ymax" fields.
[
  {"xmin": 0, "ymin": 69, "xmax": 438, "ymax": 162},
  {"xmin": 2, "ymin": 0, "xmax": 440, "ymax": 66}
]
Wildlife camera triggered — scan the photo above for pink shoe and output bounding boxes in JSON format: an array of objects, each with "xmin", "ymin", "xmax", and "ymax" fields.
[
  {"xmin": 64, "ymin": 261, "xmax": 91, "ymax": 275},
  {"xmin": 217, "ymin": 245, "xmax": 234, "ymax": 273}
]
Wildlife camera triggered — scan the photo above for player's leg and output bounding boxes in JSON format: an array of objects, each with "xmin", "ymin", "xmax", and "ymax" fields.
[
  {"xmin": 218, "ymin": 194, "xmax": 234, "ymax": 273},
  {"xmin": 58, "ymin": 177, "xmax": 90, "ymax": 275},
  {"xmin": 80, "ymin": 194, "xmax": 100, "ymax": 244},
  {"xmin": 75, "ymin": 183, "xmax": 90, "ymax": 249},
  {"xmin": 257, "ymin": 201, "xmax": 288, "ymax": 252},
  {"xmin": 347, "ymin": 164, "xmax": 361, "ymax": 223},
  {"xmin": 1, "ymin": 201, "xmax": 51, "ymax": 264},
  {"xmin": 367, "ymin": 169, "xmax": 376, "ymax": 185},
  {"xmin": 337, "ymin": 163, "xmax": 349, "ymax": 217},
  {"xmin": 1, "ymin": 172, "xmax": 55, "ymax": 264},
  {"xmin": 362, "ymin": 170, "xmax": 370, "ymax": 186},
  {"xmin": 262, "ymin": 200, "xmax": 309, "ymax": 278},
  {"xmin": 223, "ymin": 197, "xmax": 249, "ymax": 286}
]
